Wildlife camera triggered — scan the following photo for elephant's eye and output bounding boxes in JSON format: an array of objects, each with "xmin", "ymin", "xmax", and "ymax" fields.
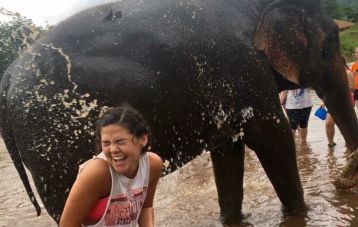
[
  {"xmin": 321, "ymin": 41, "xmax": 330, "ymax": 59},
  {"xmin": 321, "ymin": 32, "xmax": 338, "ymax": 59},
  {"xmin": 322, "ymin": 48, "xmax": 329, "ymax": 59}
]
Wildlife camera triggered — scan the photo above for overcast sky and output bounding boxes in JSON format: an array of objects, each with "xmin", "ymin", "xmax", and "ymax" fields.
[{"xmin": 0, "ymin": 0, "xmax": 117, "ymax": 26}]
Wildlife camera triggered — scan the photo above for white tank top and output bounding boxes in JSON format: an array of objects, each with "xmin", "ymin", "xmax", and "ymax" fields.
[
  {"xmin": 82, "ymin": 152, "xmax": 150, "ymax": 227},
  {"xmin": 285, "ymin": 88, "xmax": 313, "ymax": 109}
]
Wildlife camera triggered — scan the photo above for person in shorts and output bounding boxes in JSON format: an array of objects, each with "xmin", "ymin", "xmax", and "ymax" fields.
[
  {"xmin": 352, "ymin": 47, "xmax": 358, "ymax": 108},
  {"xmin": 324, "ymin": 58, "xmax": 355, "ymax": 148},
  {"xmin": 280, "ymin": 88, "xmax": 313, "ymax": 144}
]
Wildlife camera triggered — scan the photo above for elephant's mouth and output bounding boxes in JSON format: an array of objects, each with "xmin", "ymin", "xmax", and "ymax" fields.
[{"xmin": 271, "ymin": 67, "xmax": 300, "ymax": 92}]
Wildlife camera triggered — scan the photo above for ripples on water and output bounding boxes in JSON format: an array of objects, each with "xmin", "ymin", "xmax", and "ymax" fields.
[{"xmin": 1, "ymin": 91, "xmax": 358, "ymax": 226}]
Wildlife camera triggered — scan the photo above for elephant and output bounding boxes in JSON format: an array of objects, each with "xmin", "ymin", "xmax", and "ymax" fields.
[{"xmin": 1, "ymin": 0, "xmax": 357, "ymax": 225}]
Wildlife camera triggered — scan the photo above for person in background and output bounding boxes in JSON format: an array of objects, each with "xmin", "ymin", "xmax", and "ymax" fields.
[
  {"xmin": 352, "ymin": 47, "xmax": 358, "ymax": 109},
  {"xmin": 279, "ymin": 91, "xmax": 289, "ymax": 119},
  {"xmin": 60, "ymin": 104, "xmax": 163, "ymax": 227},
  {"xmin": 325, "ymin": 59, "xmax": 355, "ymax": 148},
  {"xmin": 280, "ymin": 88, "xmax": 313, "ymax": 144}
]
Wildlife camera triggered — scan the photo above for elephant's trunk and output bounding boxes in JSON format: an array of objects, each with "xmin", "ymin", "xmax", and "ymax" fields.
[
  {"xmin": 324, "ymin": 89, "xmax": 358, "ymax": 151},
  {"xmin": 321, "ymin": 55, "xmax": 358, "ymax": 151},
  {"xmin": 320, "ymin": 54, "xmax": 358, "ymax": 189}
]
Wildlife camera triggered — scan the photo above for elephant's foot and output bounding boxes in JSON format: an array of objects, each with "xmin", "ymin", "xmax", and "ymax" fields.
[
  {"xmin": 333, "ymin": 175, "xmax": 358, "ymax": 189},
  {"xmin": 223, "ymin": 223, "xmax": 252, "ymax": 227},
  {"xmin": 220, "ymin": 211, "xmax": 248, "ymax": 227},
  {"xmin": 340, "ymin": 150, "xmax": 358, "ymax": 178},
  {"xmin": 333, "ymin": 150, "xmax": 358, "ymax": 189},
  {"xmin": 281, "ymin": 200, "xmax": 308, "ymax": 217}
]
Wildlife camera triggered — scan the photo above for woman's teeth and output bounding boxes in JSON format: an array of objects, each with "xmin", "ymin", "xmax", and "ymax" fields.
[{"xmin": 112, "ymin": 156, "xmax": 126, "ymax": 161}]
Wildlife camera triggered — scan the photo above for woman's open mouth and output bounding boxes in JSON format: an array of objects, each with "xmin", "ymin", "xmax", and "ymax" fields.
[{"xmin": 112, "ymin": 155, "xmax": 127, "ymax": 164}]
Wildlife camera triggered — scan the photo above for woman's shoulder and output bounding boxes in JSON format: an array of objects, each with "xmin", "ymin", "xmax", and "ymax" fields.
[
  {"xmin": 79, "ymin": 158, "xmax": 110, "ymax": 179},
  {"xmin": 146, "ymin": 152, "xmax": 163, "ymax": 176},
  {"xmin": 75, "ymin": 157, "xmax": 111, "ymax": 197}
]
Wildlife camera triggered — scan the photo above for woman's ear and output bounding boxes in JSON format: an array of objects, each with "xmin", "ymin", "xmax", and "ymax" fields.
[
  {"xmin": 254, "ymin": 5, "xmax": 309, "ymax": 85},
  {"xmin": 139, "ymin": 134, "xmax": 148, "ymax": 147}
]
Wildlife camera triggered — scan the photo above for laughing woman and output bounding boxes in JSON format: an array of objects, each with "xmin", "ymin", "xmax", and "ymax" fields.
[{"xmin": 60, "ymin": 104, "xmax": 163, "ymax": 227}]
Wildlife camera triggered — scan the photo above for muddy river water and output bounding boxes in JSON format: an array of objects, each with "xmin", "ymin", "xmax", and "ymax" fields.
[{"xmin": 1, "ymin": 99, "xmax": 358, "ymax": 226}]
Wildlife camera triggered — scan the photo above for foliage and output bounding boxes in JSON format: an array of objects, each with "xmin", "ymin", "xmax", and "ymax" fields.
[
  {"xmin": 340, "ymin": 24, "xmax": 358, "ymax": 61},
  {"xmin": 321, "ymin": 0, "xmax": 358, "ymax": 59},
  {"xmin": 338, "ymin": 0, "xmax": 358, "ymax": 9},
  {"xmin": 322, "ymin": 0, "xmax": 358, "ymax": 22},
  {"xmin": 0, "ymin": 17, "xmax": 43, "ymax": 82},
  {"xmin": 322, "ymin": 0, "xmax": 344, "ymax": 19}
]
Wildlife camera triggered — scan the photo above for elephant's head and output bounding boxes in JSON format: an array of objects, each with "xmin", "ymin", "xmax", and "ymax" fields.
[{"xmin": 254, "ymin": 0, "xmax": 358, "ymax": 152}]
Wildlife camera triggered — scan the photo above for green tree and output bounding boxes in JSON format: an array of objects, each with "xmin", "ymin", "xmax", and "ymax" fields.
[
  {"xmin": 0, "ymin": 17, "xmax": 43, "ymax": 82},
  {"xmin": 342, "ymin": 5, "xmax": 358, "ymax": 22},
  {"xmin": 340, "ymin": 24, "xmax": 358, "ymax": 61},
  {"xmin": 322, "ymin": 0, "xmax": 344, "ymax": 19},
  {"xmin": 323, "ymin": 0, "xmax": 358, "ymax": 22},
  {"xmin": 338, "ymin": 0, "xmax": 358, "ymax": 10}
]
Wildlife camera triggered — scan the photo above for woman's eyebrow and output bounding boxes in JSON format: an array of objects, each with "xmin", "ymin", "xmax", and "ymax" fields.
[{"xmin": 102, "ymin": 137, "xmax": 128, "ymax": 142}]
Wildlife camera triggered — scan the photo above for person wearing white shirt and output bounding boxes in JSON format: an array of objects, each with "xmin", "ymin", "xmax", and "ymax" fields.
[{"xmin": 279, "ymin": 88, "xmax": 313, "ymax": 144}]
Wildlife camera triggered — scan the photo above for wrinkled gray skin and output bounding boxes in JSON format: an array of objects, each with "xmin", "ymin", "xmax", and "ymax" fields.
[{"xmin": 1, "ymin": 0, "xmax": 357, "ymax": 225}]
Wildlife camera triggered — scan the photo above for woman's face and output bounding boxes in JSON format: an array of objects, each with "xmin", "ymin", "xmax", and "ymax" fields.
[{"xmin": 100, "ymin": 124, "xmax": 148, "ymax": 178}]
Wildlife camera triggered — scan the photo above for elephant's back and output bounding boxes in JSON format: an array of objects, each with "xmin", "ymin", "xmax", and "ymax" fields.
[
  {"xmin": 0, "ymin": 0, "xmax": 273, "ymax": 173},
  {"xmin": 39, "ymin": 0, "xmax": 267, "ymax": 61}
]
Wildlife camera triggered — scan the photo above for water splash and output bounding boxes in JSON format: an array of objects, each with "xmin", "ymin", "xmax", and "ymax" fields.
[{"xmin": 1, "ymin": 8, "xmax": 101, "ymax": 160}]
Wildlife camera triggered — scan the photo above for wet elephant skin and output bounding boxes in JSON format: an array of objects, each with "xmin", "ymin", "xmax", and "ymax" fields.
[{"xmin": 1, "ymin": 0, "xmax": 357, "ymax": 225}]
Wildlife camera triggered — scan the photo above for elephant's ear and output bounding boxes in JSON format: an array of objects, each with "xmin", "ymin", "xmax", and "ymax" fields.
[{"xmin": 254, "ymin": 3, "xmax": 319, "ymax": 85}]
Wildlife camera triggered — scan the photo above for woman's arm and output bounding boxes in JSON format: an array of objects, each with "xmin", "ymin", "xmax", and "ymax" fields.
[
  {"xmin": 279, "ymin": 90, "xmax": 287, "ymax": 105},
  {"xmin": 60, "ymin": 159, "xmax": 111, "ymax": 227},
  {"xmin": 347, "ymin": 70, "xmax": 355, "ymax": 92},
  {"xmin": 138, "ymin": 207, "xmax": 154, "ymax": 227},
  {"xmin": 138, "ymin": 152, "xmax": 163, "ymax": 227}
]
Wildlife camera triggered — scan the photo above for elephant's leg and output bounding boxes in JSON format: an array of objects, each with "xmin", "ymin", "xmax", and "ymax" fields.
[
  {"xmin": 256, "ymin": 144, "xmax": 306, "ymax": 215},
  {"xmin": 210, "ymin": 142, "xmax": 245, "ymax": 225},
  {"xmin": 245, "ymin": 116, "xmax": 307, "ymax": 216},
  {"xmin": 31, "ymin": 165, "xmax": 77, "ymax": 223}
]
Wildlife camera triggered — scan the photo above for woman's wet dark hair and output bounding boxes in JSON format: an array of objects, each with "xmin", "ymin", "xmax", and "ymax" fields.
[{"xmin": 95, "ymin": 104, "xmax": 151, "ymax": 153}]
